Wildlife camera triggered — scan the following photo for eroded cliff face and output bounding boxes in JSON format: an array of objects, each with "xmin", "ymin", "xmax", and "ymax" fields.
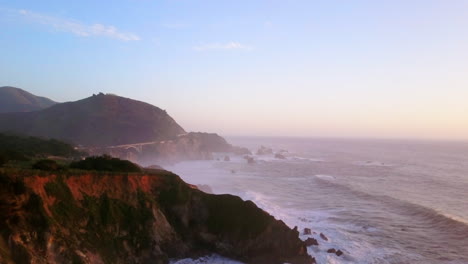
[{"xmin": 0, "ymin": 169, "xmax": 314, "ymax": 264}]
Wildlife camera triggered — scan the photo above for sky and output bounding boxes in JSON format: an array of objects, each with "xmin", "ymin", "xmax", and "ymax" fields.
[{"xmin": 1, "ymin": 0, "xmax": 468, "ymax": 140}]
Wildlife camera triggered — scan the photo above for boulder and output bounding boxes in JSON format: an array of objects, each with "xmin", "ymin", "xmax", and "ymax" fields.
[
  {"xmin": 304, "ymin": 238, "xmax": 318, "ymax": 246},
  {"xmin": 275, "ymin": 153, "xmax": 286, "ymax": 159},
  {"xmin": 256, "ymin": 146, "xmax": 273, "ymax": 155},
  {"xmin": 231, "ymin": 146, "xmax": 252, "ymax": 155},
  {"xmin": 303, "ymin": 228, "xmax": 312, "ymax": 235},
  {"xmin": 244, "ymin": 156, "xmax": 255, "ymax": 164},
  {"xmin": 326, "ymin": 249, "xmax": 336, "ymax": 254},
  {"xmin": 320, "ymin": 233, "xmax": 328, "ymax": 241},
  {"xmin": 336, "ymin": 250, "xmax": 343, "ymax": 256}
]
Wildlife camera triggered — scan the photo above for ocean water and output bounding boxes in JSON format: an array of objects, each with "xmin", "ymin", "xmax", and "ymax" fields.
[{"xmin": 166, "ymin": 137, "xmax": 468, "ymax": 264}]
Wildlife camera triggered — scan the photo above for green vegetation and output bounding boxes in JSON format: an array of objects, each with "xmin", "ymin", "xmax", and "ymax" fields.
[
  {"xmin": 69, "ymin": 155, "xmax": 141, "ymax": 173},
  {"xmin": 0, "ymin": 133, "xmax": 83, "ymax": 167},
  {"xmin": 0, "ymin": 133, "xmax": 80, "ymax": 157},
  {"xmin": 32, "ymin": 159, "xmax": 63, "ymax": 171},
  {"xmin": 42, "ymin": 176, "xmax": 155, "ymax": 263},
  {"xmin": 203, "ymin": 195, "xmax": 270, "ymax": 239}
]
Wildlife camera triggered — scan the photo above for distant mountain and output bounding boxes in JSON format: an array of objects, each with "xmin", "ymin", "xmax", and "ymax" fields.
[
  {"xmin": 0, "ymin": 93, "xmax": 186, "ymax": 146},
  {"xmin": 0, "ymin": 86, "xmax": 57, "ymax": 113}
]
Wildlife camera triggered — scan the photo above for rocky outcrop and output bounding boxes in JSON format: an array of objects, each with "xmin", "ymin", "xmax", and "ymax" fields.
[
  {"xmin": 304, "ymin": 238, "xmax": 318, "ymax": 246},
  {"xmin": 256, "ymin": 146, "xmax": 273, "ymax": 155},
  {"xmin": 320, "ymin": 233, "xmax": 328, "ymax": 241},
  {"xmin": 327, "ymin": 249, "xmax": 343, "ymax": 256},
  {"xmin": 231, "ymin": 146, "xmax": 252, "ymax": 155},
  {"xmin": 244, "ymin": 156, "xmax": 256, "ymax": 164},
  {"xmin": 0, "ymin": 169, "xmax": 314, "ymax": 264},
  {"xmin": 274, "ymin": 153, "xmax": 286, "ymax": 159}
]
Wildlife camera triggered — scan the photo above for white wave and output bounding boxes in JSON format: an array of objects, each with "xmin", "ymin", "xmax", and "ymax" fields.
[
  {"xmin": 354, "ymin": 161, "xmax": 392, "ymax": 167},
  {"xmin": 165, "ymin": 158, "xmax": 421, "ymax": 264},
  {"xmin": 315, "ymin": 174, "xmax": 336, "ymax": 181},
  {"xmin": 170, "ymin": 254, "xmax": 243, "ymax": 264}
]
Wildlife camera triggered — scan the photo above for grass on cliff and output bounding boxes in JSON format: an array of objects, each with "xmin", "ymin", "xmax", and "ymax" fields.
[{"xmin": 41, "ymin": 174, "xmax": 156, "ymax": 264}]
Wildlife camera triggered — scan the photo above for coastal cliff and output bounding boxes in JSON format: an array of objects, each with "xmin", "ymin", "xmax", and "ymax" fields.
[{"xmin": 0, "ymin": 169, "xmax": 314, "ymax": 264}]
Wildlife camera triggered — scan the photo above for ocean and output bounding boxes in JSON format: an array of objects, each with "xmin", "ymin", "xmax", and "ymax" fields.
[{"xmin": 167, "ymin": 137, "xmax": 468, "ymax": 264}]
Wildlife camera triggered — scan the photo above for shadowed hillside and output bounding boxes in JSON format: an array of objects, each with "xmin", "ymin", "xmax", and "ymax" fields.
[
  {"xmin": 0, "ymin": 93, "xmax": 186, "ymax": 147},
  {"xmin": 0, "ymin": 86, "xmax": 56, "ymax": 113},
  {"xmin": 0, "ymin": 133, "xmax": 83, "ymax": 167}
]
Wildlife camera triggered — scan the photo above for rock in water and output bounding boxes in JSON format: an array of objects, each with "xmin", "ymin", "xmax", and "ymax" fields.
[
  {"xmin": 304, "ymin": 228, "xmax": 312, "ymax": 235},
  {"xmin": 256, "ymin": 146, "xmax": 273, "ymax": 155},
  {"xmin": 320, "ymin": 233, "xmax": 328, "ymax": 241},
  {"xmin": 244, "ymin": 155, "xmax": 256, "ymax": 164},
  {"xmin": 275, "ymin": 153, "xmax": 286, "ymax": 159},
  {"xmin": 304, "ymin": 238, "xmax": 319, "ymax": 246},
  {"xmin": 231, "ymin": 146, "xmax": 252, "ymax": 155}
]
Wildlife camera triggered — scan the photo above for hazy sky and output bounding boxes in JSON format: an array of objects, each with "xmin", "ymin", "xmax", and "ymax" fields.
[{"xmin": 1, "ymin": 0, "xmax": 468, "ymax": 140}]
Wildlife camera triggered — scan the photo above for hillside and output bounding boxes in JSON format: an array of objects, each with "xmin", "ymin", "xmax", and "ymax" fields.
[
  {"xmin": 0, "ymin": 93, "xmax": 186, "ymax": 147},
  {"xmin": 0, "ymin": 86, "xmax": 56, "ymax": 113},
  {"xmin": 0, "ymin": 133, "xmax": 83, "ymax": 167},
  {"xmin": 0, "ymin": 168, "xmax": 314, "ymax": 264}
]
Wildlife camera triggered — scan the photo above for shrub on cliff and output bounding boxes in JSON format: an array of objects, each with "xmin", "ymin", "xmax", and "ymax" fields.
[
  {"xmin": 0, "ymin": 150, "xmax": 29, "ymax": 167},
  {"xmin": 69, "ymin": 155, "xmax": 141, "ymax": 173},
  {"xmin": 0, "ymin": 154, "xmax": 6, "ymax": 167},
  {"xmin": 32, "ymin": 159, "xmax": 62, "ymax": 171}
]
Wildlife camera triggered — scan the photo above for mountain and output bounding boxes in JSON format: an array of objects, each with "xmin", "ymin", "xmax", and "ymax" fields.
[
  {"xmin": 0, "ymin": 168, "xmax": 315, "ymax": 264},
  {"xmin": 0, "ymin": 93, "xmax": 186, "ymax": 147},
  {"xmin": 0, "ymin": 86, "xmax": 57, "ymax": 113}
]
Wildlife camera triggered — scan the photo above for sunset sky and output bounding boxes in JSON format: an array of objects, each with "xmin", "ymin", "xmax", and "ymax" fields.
[{"xmin": 1, "ymin": 0, "xmax": 468, "ymax": 140}]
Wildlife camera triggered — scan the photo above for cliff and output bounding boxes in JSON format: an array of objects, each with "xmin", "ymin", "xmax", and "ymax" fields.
[{"xmin": 0, "ymin": 169, "xmax": 314, "ymax": 264}]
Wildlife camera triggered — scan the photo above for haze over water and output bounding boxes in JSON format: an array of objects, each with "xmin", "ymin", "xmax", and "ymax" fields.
[{"xmin": 168, "ymin": 137, "xmax": 468, "ymax": 264}]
